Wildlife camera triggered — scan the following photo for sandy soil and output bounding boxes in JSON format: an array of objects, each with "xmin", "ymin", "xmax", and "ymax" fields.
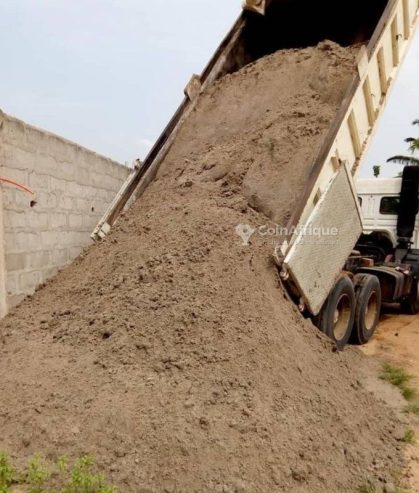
[
  {"xmin": 362, "ymin": 310, "xmax": 419, "ymax": 492},
  {"xmin": 0, "ymin": 42, "xmax": 407, "ymax": 492}
]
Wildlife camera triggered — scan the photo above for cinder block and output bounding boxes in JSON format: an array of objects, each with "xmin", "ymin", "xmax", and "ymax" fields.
[
  {"xmin": 6, "ymin": 272, "xmax": 17, "ymax": 293},
  {"xmin": 2, "ymin": 168, "xmax": 28, "ymax": 185},
  {"xmin": 4, "ymin": 233, "xmax": 16, "ymax": 251},
  {"xmin": 4, "ymin": 210, "xmax": 27, "ymax": 229},
  {"xmin": 5, "ymin": 209, "xmax": 48, "ymax": 231},
  {"xmin": 1, "ymin": 189, "xmax": 16, "ymax": 209},
  {"xmin": 51, "ymin": 248, "xmax": 68, "ymax": 266},
  {"xmin": 89, "ymin": 172, "xmax": 107, "ymax": 189},
  {"xmin": 73, "ymin": 167, "xmax": 90, "ymax": 185},
  {"xmin": 63, "ymin": 231, "xmax": 86, "ymax": 247},
  {"xmin": 18, "ymin": 270, "xmax": 41, "ymax": 293},
  {"xmin": 25, "ymin": 126, "xmax": 48, "ymax": 151},
  {"xmin": 108, "ymin": 175, "xmax": 123, "ymax": 191},
  {"xmin": 48, "ymin": 135, "xmax": 76, "ymax": 163},
  {"xmin": 3, "ymin": 119, "xmax": 27, "ymax": 146},
  {"xmin": 50, "ymin": 177, "xmax": 67, "ymax": 193},
  {"xmin": 27, "ymin": 251, "xmax": 50, "ymax": 269},
  {"xmin": 5, "ymin": 253, "xmax": 26, "ymax": 272},
  {"xmin": 83, "ymin": 215, "xmax": 97, "ymax": 231},
  {"xmin": 68, "ymin": 246, "xmax": 84, "ymax": 260},
  {"xmin": 28, "ymin": 172, "xmax": 50, "ymax": 191},
  {"xmin": 82, "ymin": 184, "xmax": 96, "ymax": 199},
  {"xmin": 28, "ymin": 211, "xmax": 49, "ymax": 230},
  {"xmin": 40, "ymin": 266, "xmax": 59, "ymax": 283},
  {"xmin": 94, "ymin": 188, "xmax": 109, "ymax": 200},
  {"xmin": 40, "ymin": 230, "xmax": 60, "ymax": 248},
  {"xmin": 1, "ymin": 112, "xmax": 129, "ymax": 314},
  {"xmin": 68, "ymin": 214, "xmax": 83, "ymax": 229},
  {"xmin": 36, "ymin": 191, "xmax": 58, "ymax": 210},
  {"xmin": 37, "ymin": 153, "xmax": 74, "ymax": 181},
  {"xmin": 5, "ymin": 188, "xmax": 33, "ymax": 210},
  {"xmin": 1, "ymin": 143, "xmax": 14, "ymax": 164},
  {"xmin": 5, "ymin": 231, "xmax": 40, "ymax": 252},
  {"xmin": 10, "ymin": 147, "xmax": 34, "ymax": 170},
  {"xmin": 56, "ymin": 195, "xmax": 74, "ymax": 211},
  {"xmin": 74, "ymin": 197, "xmax": 92, "ymax": 214},
  {"xmin": 49, "ymin": 212, "xmax": 67, "ymax": 229},
  {"xmin": 66, "ymin": 182, "xmax": 80, "ymax": 198}
]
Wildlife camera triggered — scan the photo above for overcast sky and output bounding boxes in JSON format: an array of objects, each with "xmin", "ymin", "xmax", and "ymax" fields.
[
  {"xmin": 362, "ymin": 31, "xmax": 419, "ymax": 178},
  {"xmin": 0, "ymin": 1, "xmax": 418, "ymax": 176}
]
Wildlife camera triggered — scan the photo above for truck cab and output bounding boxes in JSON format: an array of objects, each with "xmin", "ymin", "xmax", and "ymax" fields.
[{"xmin": 357, "ymin": 177, "xmax": 419, "ymax": 250}]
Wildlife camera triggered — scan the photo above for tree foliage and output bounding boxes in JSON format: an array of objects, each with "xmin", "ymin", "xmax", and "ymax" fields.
[{"xmin": 387, "ymin": 120, "xmax": 419, "ymax": 166}]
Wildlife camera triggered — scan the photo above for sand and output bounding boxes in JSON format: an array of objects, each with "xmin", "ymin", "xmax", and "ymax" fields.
[{"xmin": 0, "ymin": 41, "xmax": 405, "ymax": 492}]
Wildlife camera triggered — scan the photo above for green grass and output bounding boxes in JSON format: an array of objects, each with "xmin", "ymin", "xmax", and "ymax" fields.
[
  {"xmin": 358, "ymin": 483, "xmax": 378, "ymax": 493},
  {"xmin": 402, "ymin": 386, "xmax": 417, "ymax": 401},
  {"xmin": 404, "ymin": 402, "xmax": 419, "ymax": 414},
  {"xmin": 0, "ymin": 453, "xmax": 116, "ymax": 493},
  {"xmin": 380, "ymin": 363, "xmax": 417, "ymax": 401},
  {"xmin": 402, "ymin": 429, "xmax": 416, "ymax": 445},
  {"xmin": 358, "ymin": 483, "xmax": 407, "ymax": 493},
  {"xmin": 0, "ymin": 452, "xmax": 15, "ymax": 493},
  {"xmin": 380, "ymin": 363, "xmax": 413, "ymax": 387}
]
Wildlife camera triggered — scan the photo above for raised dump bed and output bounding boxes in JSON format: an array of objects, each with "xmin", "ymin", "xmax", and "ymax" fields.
[
  {"xmin": 92, "ymin": 0, "xmax": 419, "ymax": 346},
  {"xmin": 93, "ymin": 0, "xmax": 411, "ymax": 240},
  {"xmin": 278, "ymin": 0, "xmax": 418, "ymax": 317}
]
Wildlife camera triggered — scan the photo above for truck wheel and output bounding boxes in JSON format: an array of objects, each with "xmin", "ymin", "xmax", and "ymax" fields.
[
  {"xmin": 352, "ymin": 274, "xmax": 381, "ymax": 345},
  {"xmin": 401, "ymin": 279, "xmax": 419, "ymax": 315},
  {"xmin": 316, "ymin": 276, "xmax": 356, "ymax": 349}
]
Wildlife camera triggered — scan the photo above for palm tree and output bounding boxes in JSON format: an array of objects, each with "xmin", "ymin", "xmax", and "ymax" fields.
[{"xmin": 387, "ymin": 120, "xmax": 419, "ymax": 166}]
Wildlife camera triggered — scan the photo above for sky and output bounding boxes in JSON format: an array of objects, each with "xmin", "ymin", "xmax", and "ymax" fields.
[
  {"xmin": 361, "ymin": 30, "xmax": 419, "ymax": 178},
  {"xmin": 0, "ymin": 0, "xmax": 240, "ymax": 165},
  {"xmin": 0, "ymin": 0, "xmax": 418, "ymax": 173}
]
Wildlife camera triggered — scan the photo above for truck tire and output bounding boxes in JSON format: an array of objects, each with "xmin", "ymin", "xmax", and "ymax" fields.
[
  {"xmin": 316, "ymin": 276, "xmax": 356, "ymax": 350},
  {"xmin": 401, "ymin": 279, "xmax": 419, "ymax": 315},
  {"xmin": 352, "ymin": 274, "xmax": 381, "ymax": 345}
]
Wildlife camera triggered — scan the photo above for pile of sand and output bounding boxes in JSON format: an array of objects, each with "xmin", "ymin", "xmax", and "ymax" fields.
[{"xmin": 0, "ymin": 42, "xmax": 404, "ymax": 492}]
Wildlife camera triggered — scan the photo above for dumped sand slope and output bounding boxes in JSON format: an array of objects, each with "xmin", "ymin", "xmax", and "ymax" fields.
[{"xmin": 0, "ymin": 42, "xmax": 404, "ymax": 492}]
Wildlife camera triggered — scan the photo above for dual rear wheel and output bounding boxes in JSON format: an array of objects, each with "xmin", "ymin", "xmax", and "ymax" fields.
[{"xmin": 316, "ymin": 274, "xmax": 381, "ymax": 349}]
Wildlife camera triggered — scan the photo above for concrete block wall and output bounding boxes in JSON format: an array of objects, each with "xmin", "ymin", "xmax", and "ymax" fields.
[{"xmin": 0, "ymin": 111, "xmax": 130, "ymax": 312}]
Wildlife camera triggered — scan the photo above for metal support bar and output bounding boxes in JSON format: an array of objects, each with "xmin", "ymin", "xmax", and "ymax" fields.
[
  {"xmin": 377, "ymin": 47, "xmax": 389, "ymax": 95},
  {"xmin": 403, "ymin": 0, "xmax": 411, "ymax": 38},
  {"xmin": 348, "ymin": 111, "xmax": 362, "ymax": 159},
  {"xmin": 362, "ymin": 77, "xmax": 376, "ymax": 127}
]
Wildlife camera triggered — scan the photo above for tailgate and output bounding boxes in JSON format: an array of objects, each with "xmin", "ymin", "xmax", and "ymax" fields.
[{"xmin": 281, "ymin": 164, "xmax": 363, "ymax": 316}]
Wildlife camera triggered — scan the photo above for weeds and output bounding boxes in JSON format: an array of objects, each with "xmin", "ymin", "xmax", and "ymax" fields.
[
  {"xmin": 27, "ymin": 455, "xmax": 50, "ymax": 493},
  {"xmin": 380, "ymin": 363, "xmax": 413, "ymax": 387},
  {"xmin": 0, "ymin": 453, "xmax": 15, "ymax": 493},
  {"xmin": 380, "ymin": 363, "xmax": 419, "ymax": 425},
  {"xmin": 404, "ymin": 402, "xmax": 419, "ymax": 415},
  {"xmin": 402, "ymin": 386, "xmax": 417, "ymax": 401},
  {"xmin": 358, "ymin": 482, "xmax": 378, "ymax": 493},
  {"xmin": 0, "ymin": 453, "xmax": 115, "ymax": 493},
  {"xmin": 358, "ymin": 482, "xmax": 406, "ymax": 493},
  {"xmin": 380, "ymin": 363, "xmax": 417, "ymax": 401},
  {"xmin": 402, "ymin": 429, "xmax": 416, "ymax": 445}
]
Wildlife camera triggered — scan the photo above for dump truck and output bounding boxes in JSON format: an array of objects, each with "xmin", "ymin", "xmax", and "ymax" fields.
[
  {"xmin": 93, "ymin": 0, "xmax": 419, "ymax": 348},
  {"xmin": 278, "ymin": 165, "xmax": 419, "ymax": 349}
]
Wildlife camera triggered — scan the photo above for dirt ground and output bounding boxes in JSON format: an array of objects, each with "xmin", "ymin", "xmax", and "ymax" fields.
[{"xmin": 362, "ymin": 310, "xmax": 419, "ymax": 492}]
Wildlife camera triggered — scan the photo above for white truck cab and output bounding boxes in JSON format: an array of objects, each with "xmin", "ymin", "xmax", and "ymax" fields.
[{"xmin": 356, "ymin": 177, "xmax": 419, "ymax": 250}]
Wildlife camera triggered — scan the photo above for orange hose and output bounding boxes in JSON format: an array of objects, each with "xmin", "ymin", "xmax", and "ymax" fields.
[{"xmin": 0, "ymin": 177, "xmax": 35, "ymax": 195}]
